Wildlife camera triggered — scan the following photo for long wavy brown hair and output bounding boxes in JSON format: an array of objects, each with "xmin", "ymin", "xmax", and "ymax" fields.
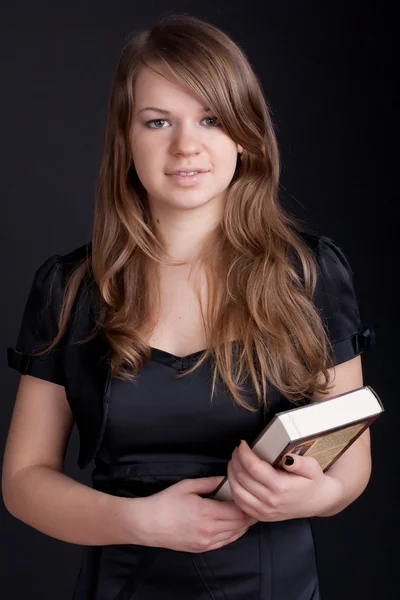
[{"xmin": 32, "ymin": 14, "xmax": 335, "ymax": 411}]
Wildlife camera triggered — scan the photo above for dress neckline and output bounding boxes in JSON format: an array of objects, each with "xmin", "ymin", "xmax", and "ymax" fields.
[
  {"xmin": 149, "ymin": 341, "xmax": 238, "ymax": 372},
  {"xmin": 150, "ymin": 346, "xmax": 206, "ymax": 360},
  {"xmin": 149, "ymin": 346, "xmax": 207, "ymax": 372}
]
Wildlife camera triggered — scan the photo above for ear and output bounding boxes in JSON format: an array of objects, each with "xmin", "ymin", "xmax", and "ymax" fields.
[{"xmin": 237, "ymin": 144, "xmax": 243, "ymax": 154}]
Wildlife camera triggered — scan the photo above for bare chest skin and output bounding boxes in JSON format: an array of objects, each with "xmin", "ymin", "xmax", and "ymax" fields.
[{"xmin": 146, "ymin": 266, "xmax": 209, "ymax": 357}]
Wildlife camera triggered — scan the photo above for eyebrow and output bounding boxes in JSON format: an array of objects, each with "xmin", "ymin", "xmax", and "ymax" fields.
[{"xmin": 137, "ymin": 105, "xmax": 211, "ymax": 115}]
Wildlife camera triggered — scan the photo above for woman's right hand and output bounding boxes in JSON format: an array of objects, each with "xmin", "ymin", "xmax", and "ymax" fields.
[{"xmin": 131, "ymin": 476, "xmax": 258, "ymax": 553}]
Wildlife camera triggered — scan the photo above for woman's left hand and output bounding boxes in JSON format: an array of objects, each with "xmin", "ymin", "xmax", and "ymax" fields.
[{"xmin": 227, "ymin": 440, "xmax": 343, "ymax": 521}]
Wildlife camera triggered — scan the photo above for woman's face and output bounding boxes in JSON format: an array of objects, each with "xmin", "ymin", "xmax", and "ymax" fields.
[{"xmin": 129, "ymin": 63, "xmax": 243, "ymax": 212}]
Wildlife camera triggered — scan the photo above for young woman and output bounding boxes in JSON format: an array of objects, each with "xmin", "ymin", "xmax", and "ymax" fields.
[{"xmin": 3, "ymin": 14, "xmax": 376, "ymax": 600}]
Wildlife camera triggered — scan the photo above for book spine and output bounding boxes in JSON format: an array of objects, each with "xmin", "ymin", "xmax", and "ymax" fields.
[{"xmin": 251, "ymin": 418, "xmax": 291, "ymax": 463}]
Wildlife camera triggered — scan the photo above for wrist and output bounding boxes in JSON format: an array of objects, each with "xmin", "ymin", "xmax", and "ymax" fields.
[
  {"xmin": 313, "ymin": 475, "xmax": 345, "ymax": 518},
  {"xmin": 110, "ymin": 496, "xmax": 153, "ymax": 546}
]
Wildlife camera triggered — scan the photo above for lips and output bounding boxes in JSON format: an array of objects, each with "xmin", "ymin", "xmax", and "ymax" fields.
[
  {"xmin": 166, "ymin": 171, "xmax": 208, "ymax": 185},
  {"xmin": 167, "ymin": 167, "xmax": 209, "ymax": 175}
]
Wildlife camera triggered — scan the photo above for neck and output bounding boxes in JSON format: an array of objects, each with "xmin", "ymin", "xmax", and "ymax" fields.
[{"xmin": 147, "ymin": 194, "xmax": 224, "ymax": 263}]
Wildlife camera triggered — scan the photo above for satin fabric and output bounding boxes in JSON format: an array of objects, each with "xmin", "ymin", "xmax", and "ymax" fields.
[
  {"xmin": 71, "ymin": 348, "xmax": 320, "ymax": 599},
  {"xmin": 7, "ymin": 234, "xmax": 376, "ymax": 470},
  {"xmin": 6, "ymin": 234, "xmax": 376, "ymax": 598},
  {"xmin": 73, "ymin": 469, "xmax": 320, "ymax": 600}
]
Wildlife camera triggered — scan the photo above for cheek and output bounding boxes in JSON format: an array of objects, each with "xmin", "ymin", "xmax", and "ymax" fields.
[
  {"xmin": 214, "ymin": 139, "xmax": 240, "ymax": 172},
  {"xmin": 130, "ymin": 134, "xmax": 238, "ymax": 191},
  {"xmin": 216, "ymin": 156, "xmax": 240, "ymax": 189},
  {"xmin": 131, "ymin": 138, "xmax": 154, "ymax": 164},
  {"xmin": 130, "ymin": 128, "xmax": 159, "ymax": 162},
  {"xmin": 134, "ymin": 163, "xmax": 162, "ymax": 193},
  {"xmin": 131, "ymin": 142, "xmax": 163, "ymax": 182}
]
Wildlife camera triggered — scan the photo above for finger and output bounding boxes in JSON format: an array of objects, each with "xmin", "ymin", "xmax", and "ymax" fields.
[
  {"xmin": 280, "ymin": 453, "xmax": 323, "ymax": 479},
  {"xmin": 205, "ymin": 497, "xmax": 252, "ymax": 521},
  {"xmin": 205, "ymin": 526, "xmax": 249, "ymax": 552},
  {"xmin": 234, "ymin": 440, "xmax": 282, "ymax": 493},
  {"xmin": 229, "ymin": 457, "xmax": 270, "ymax": 501},
  {"xmin": 228, "ymin": 461, "xmax": 269, "ymax": 518},
  {"xmin": 214, "ymin": 519, "xmax": 253, "ymax": 535}
]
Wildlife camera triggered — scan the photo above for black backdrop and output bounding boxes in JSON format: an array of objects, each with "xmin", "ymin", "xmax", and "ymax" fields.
[{"xmin": 1, "ymin": 2, "xmax": 396, "ymax": 598}]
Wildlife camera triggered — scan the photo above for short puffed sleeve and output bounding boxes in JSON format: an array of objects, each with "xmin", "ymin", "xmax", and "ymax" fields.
[
  {"xmin": 7, "ymin": 254, "xmax": 66, "ymax": 386},
  {"xmin": 314, "ymin": 235, "xmax": 376, "ymax": 365}
]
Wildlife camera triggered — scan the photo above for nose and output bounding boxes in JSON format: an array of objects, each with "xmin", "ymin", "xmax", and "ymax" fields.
[{"xmin": 169, "ymin": 122, "xmax": 203, "ymax": 156}]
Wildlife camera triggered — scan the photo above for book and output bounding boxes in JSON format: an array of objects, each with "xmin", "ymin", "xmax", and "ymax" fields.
[{"xmin": 210, "ymin": 386, "xmax": 383, "ymax": 502}]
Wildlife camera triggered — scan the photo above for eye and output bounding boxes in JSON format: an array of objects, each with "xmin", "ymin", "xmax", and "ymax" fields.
[
  {"xmin": 202, "ymin": 116, "xmax": 221, "ymax": 127},
  {"xmin": 146, "ymin": 117, "xmax": 220, "ymax": 129},
  {"xmin": 146, "ymin": 119, "xmax": 168, "ymax": 129}
]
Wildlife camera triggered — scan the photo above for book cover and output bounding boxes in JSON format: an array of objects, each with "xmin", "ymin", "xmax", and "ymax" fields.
[{"xmin": 210, "ymin": 386, "xmax": 383, "ymax": 502}]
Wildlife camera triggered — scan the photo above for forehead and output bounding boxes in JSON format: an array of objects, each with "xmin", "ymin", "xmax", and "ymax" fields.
[{"xmin": 134, "ymin": 65, "xmax": 205, "ymax": 113}]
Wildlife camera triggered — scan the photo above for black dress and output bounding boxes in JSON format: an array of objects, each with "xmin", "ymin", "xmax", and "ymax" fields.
[
  {"xmin": 70, "ymin": 237, "xmax": 375, "ymax": 600},
  {"xmin": 72, "ymin": 347, "xmax": 321, "ymax": 600},
  {"xmin": 7, "ymin": 235, "xmax": 375, "ymax": 600}
]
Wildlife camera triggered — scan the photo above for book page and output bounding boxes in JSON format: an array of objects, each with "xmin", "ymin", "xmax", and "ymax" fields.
[{"xmin": 290, "ymin": 422, "xmax": 365, "ymax": 471}]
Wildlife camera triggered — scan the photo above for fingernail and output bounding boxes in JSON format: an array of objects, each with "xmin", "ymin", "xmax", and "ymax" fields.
[{"xmin": 285, "ymin": 455, "xmax": 294, "ymax": 465}]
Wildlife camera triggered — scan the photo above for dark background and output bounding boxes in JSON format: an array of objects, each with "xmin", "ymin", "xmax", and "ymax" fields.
[{"xmin": 1, "ymin": 1, "xmax": 396, "ymax": 598}]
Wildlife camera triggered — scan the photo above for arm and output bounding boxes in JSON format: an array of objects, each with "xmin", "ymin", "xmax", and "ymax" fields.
[
  {"xmin": 227, "ymin": 237, "xmax": 376, "ymax": 522},
  {"xmin": 2, "ymin": 374, "xmax": 147, "ymax": 546},
  {"xmin": 227, "ymin": 354, "xmax": 373, "ymax": 521},
  {"xmin": 311, "ymin": 354, "xmax": 372, "ymax": 517},
  {"xmin": 3, "ymin": 464, "xmax": 147, "ymax": 546},
  {"xmin": 3, "ymin": 375, "xmax": 255, "ymax": 553}
]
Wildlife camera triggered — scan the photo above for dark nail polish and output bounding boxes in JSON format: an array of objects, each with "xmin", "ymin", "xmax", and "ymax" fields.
[{"xmin": 285, "ymin": 455, "xmax": 294, "ymax": 466}]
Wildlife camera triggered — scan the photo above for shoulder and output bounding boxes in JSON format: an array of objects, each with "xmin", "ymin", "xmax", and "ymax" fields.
[
  {"xmin": 58, "ymin": 241, "xmax": 92, "ymax": 276},
  {"xmin": 32, "ymin": 241, "xmax": 92, "ymax": 277},
  {"xmin": 25, "ymin": 242, "xmax": 93, "ymax": 314},
  {"xmin": 32, "ymin": 242, "xmax": 93, "ymax": 290},
  {"xmin": 295, "ymin": 230, "xmax": 355, "ymax": 285},
  {"xmin": 295, "ymin": 229, "xmax": 359, "ymax": 314},
  {"xmin": 296, "ymin": 230, "xmax": 348, "ymax": 263}
]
